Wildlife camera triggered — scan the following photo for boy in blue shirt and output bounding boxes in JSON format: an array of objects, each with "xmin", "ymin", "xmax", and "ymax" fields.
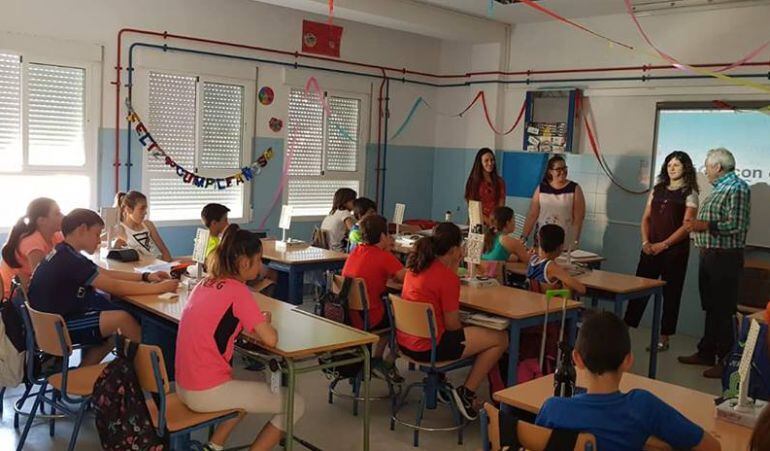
[
  {"xmin": 536, "ymin": 311, "xmax": 721, "ymax": 451},
  {"xmin": 29, "ymin": 209, "xmax": 178, "ymax": 366}
]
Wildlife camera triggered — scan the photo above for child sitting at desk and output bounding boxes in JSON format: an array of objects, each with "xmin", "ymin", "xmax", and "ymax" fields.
[
  {"xmin": 481, "ymin": 206, "xmax": 529, "ymax": 279},
  {"xmin": 28, "ymin": 209, "xmax": 178, "ymax": 366},
  {"xmin": 342, "ymin": 214, "xmax": 406, "ymax": 382},
  {"xmin": 536, "ymin": 311, "xmax": 720, "ymax": 451},
  {"xmin": 114, "ymin": 191, "xmax": 173, "ymax": 261},
  {"xmin": 176, "ymin": 224, "xmax": 305, "ymax": 451},
  {"xmin": 347, "ymin": 197, "xmax": 377, "ymax": 252},
  {"xmin": 201, "ymin": 203, "xmax": 231, "ymax": 258},
  {"xmin": 0, "ymin": 197, "xmax": 63, "ymax": 299},
  {"xmin": 527, "ymin": 224, "xmax": 586, "ymax": 295},
  {"xmin": 321, "ymin": 187, "xmax": 356, "ymax": 252},
  {"xmin": 398, "ymin": 222, "xmax": 508, "ymax": 421}
]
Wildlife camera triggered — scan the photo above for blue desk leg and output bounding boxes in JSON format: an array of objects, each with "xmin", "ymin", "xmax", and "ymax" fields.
[
  {"xmin": 649, "ymin": 289, "xmax": 662, "ymax": 379},
  {"xmin": 287, "ymin": 267, "xmax": 304, "ymax": 305},
  {"xmin": 566, "ymin": 311, "xmax": 578, "ymax": 347},
  {"xmin": 506, "ymin": 321, "xmax": 521, "ymax": 387},
  {"xmin": 614, "ymin": 296, "xmax": 623, "ymax": 317}
]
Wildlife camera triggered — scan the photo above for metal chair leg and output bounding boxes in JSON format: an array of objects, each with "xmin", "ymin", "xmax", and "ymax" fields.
[
  {"xmin": 14, "ymin": 382, "xmax": 33, "ymax": 429},
  {"xmin": 67, "ymin": 401, "xmax": 89, "ymax": 451},
  {"xmin": 352, "ymin": 375, "xmax": 360, "ymax": 417},
  {"xmin": 0, "ymin": 386, "xmax": 5, "ymax": 417},
  {"xmin": 413, "ymin": 395, "xmax": 426, "ymax": 447},
  {"xmin": 16, "ymin": 383, "xmax": 45, "ymax": 451}
]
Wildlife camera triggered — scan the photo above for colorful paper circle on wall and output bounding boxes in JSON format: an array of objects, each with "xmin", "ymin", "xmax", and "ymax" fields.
[
  {"xmin": 269, "ymin": 117, "xmax": 283, "ymax": 132},
  {"xmin": 258, "ymin": 87, "xmax": 274, "ymax": 106}
]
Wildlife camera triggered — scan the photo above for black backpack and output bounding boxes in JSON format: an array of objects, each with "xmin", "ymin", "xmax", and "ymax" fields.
[
  {"xmin": 93, "ymin": 337, "xmax": 166, "ymax": 450},
  {"xmin": 318, "ymin": 277, "xmax": 363, "ymax": 379}
]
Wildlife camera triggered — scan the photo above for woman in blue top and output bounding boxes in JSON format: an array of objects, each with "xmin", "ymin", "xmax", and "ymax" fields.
[{"xmin": 481, "ymin": 207, "xmax": 529, "ymax": 278}]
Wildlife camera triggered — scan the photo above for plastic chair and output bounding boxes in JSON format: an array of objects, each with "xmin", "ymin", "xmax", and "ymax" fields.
[
  {"xmin": 480, "ymin": 402, "xmax": 597, "ymax": 451},
  {"xmin": 17, "ymin": 304, "xmax": 109, "ymax": 451},
  {"xmin": 312, "ymin": 227, "xmax": 330, "ymax": 250},
  {"xmin": 132, "ymin": 339, "xmax": 243, "ymax": 448},
  {"xmin": 388, "ymin": 294, "xmax": 474, "ymax": 447},
  {"xmin": 327, "ymin": 275, "xmax": 399, "ymax": 416}
]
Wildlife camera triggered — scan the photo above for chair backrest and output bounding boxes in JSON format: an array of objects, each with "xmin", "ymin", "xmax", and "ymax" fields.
[
  {"xmin": 134, "ymin": 342, "xmax": 170, "ymax": 395},
  {"xmin": 25, "ymin": 303, "xmax": 72, "ymax": 357},
  {"xmin": 513, "ymin": 213, "xmax": 526, "ymax": 239},
  {"xmin": 0, "ymin": 276, "xmax": 5, "ymax": 303},
  {"xmin": 388, "ymin": 294, "xmax": 437, "ymax": 339},
  {"xmin": 331, "ymin": 275, "xmax": 369, "ymax": 311},
  {"xmin": 312, "ymin": 227, "xmax": 330, "ymax": 249},
  {"xmin": 483, "ymin": 403, "xmax": 597, "ymax": 451}
]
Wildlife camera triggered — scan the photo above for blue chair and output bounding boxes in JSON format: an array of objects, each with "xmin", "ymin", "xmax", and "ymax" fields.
[
  {"xmin": 17, "ymin": 304, "xmax": 108, "ymax": 451},
  {"xmin": 327, "ymin": 275, "xmax": 400, "ymax": 417},
  {"xmin": 388, "ymin": 294, "xmax": 474, "ymax": 447},
  {"xmin": 133, "ymin": 341, "xmax": 243, "ymax": 449},
  {"xmin": 479, "ymin": 402, "xmax": 597, "ymax": 451}
]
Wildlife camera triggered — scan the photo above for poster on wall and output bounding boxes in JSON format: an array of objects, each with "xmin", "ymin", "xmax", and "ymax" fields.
[{"xmin": 302, "ymin": 19, "xmax": 343, "ymax": 58}]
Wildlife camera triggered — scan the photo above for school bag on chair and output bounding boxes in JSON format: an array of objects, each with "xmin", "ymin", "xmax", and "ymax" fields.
[
  {"xmin": 722, "ymin": 315, "xmax": 770, "ymax": 401},
  {"xmin": 93, "ymin": 335, "xmax": 166, "ymax": 450},
  {"xmin": 318, "ymin": 275, "xmax": 363, "ymax": 379}
]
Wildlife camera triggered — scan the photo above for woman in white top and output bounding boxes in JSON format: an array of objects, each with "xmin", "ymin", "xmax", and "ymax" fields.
[
  {"xmin": 321, "ymin": 188, "xmax": 357, "ymax": 252},
  {"xmin": 522, "ymin": 155, "xmax": 586, "ymax": 249},
  {"xmin": 114, "ymin": 191, "xmax": 172, "ymax": 261}
]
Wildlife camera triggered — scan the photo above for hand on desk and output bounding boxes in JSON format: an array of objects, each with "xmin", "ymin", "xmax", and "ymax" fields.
[
  {"xmin": 157, "ymin": 280, "xmax": 180, "ymax": 293},
  {"xmin": 148, "ymin": 271, "xmax": 171, "ymax": 282},
  {"xmin": 262, "ymin": 311, "xmax": 272, "ymax": 324}
]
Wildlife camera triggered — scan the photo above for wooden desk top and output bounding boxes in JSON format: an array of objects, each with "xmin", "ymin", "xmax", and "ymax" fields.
[
  {"xmin": 261, "ymin": 240, "xmax": 348, "ymax": 264},
  {"xmin": 506, "ymin": 262, "xmax": 665, "ymax": 294},
  {"xmin": 91, "ymin": 252, "xmax": 376, "ymax": 359},
  {"xmin": 493, "ymin": 372, "xmax": 752, "ymax": 450},
  {"xmin": 123, "ymin": 287, "xmax": 376, "ymax": 359},
  {"xmin": 460, "ymin": 285, "xmax": 582, "ymax": 320}
]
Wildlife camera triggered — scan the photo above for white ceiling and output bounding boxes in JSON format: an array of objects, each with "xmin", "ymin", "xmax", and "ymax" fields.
[{"xmin": 409, "ymin": 0, "xmax": 626, "ymax": 24}]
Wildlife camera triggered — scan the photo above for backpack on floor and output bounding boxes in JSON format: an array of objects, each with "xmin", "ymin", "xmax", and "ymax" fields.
[
  {"xmin": 93, "ymin": 336, "xmax": 166, "ymax": 450},
  {"xmin": 318, "ymin": 276, "xmax": 363, "ymax": 379}
]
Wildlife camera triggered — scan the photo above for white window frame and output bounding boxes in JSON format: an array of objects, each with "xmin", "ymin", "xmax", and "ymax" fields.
[
  {"xmin": 0, "ymin": 50, "xmax": 100, "ymax": 232},
  {"xmin": 134, "ymin": 68, "xmax": 255, "ymax": 227},
  {"xmin": 284, "ymin": 86, "xmax": 368, "ymax": 221}
]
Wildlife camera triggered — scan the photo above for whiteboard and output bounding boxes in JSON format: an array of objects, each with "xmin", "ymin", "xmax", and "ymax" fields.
[{"xmin": 655, "ymin": 108, "xmax": 770, "ymax": 248}]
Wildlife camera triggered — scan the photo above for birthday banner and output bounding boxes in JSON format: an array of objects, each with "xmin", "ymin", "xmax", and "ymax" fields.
[{"xmin": 126, "ymin": 106, "xmax": 274, "ymax": 190}]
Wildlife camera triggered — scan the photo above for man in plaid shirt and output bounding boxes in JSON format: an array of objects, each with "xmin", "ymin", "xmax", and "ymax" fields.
[{"xmin": 678, "ymin": 148, "xmax": 750, "ymax": 378}]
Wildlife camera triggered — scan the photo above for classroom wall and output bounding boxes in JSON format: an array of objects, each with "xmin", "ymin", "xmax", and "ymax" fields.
[{"xmin": 0, "ymin": 0, "xmax": 449, "ymax": 253}]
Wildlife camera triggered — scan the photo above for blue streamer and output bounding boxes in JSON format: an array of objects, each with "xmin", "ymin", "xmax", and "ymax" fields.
[
  {"xmin": 332, "ymin": 122, "xmax": 358, "ymax": 142},
  {"xmin": 389, "ymin": 97, "xmax": 425, "ymax": 141},
  {"xmin": 487, "ymin": 0, "xmax": 494, "ymax": 17}
]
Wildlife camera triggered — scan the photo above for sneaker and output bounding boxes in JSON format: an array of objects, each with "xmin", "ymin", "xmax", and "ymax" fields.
[
  {"xmin": 451, "ymin": 385, "xmax": 478, "ymax": 421},
  {"xmin": 372, "ymin": 358, "xmax": 403, "ymax": 384},
  {"xmin": 436, "ymin": 383, "xmax": 453, "ymax": 405}
]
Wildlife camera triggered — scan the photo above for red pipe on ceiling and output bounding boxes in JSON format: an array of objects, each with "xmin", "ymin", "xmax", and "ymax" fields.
[{"xmin": 112, "ymin": 27, "xmax": 770, "ymax": 193}]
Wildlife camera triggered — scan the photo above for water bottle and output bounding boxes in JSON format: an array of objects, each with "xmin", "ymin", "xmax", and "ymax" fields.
[
  {"xmin": 553, "ymin": 341, "xmax": 576, "ymax": 397},
  {"xmin": 445, "ymin": 211, "xmax": 452, "ymax": 222}
]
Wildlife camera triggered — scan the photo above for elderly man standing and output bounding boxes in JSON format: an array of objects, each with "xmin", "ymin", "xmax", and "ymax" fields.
[{"xmin": 678, "ymin": 148, "xmax": 750, "ymax": 378}]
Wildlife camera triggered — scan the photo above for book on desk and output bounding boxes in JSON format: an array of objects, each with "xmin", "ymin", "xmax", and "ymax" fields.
[{"xmin": 460, "ymin": 310, "xmax": 510, "ymax": 331}]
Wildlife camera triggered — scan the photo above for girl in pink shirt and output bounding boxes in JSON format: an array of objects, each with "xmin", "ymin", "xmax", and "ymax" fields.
[
  {"xmin": 175, "ymin": 224, "xmax": 304, "ymax": 451},
  {"xmin": 1, "ymin": 198, "xmax": 64, "ymax": 299}
]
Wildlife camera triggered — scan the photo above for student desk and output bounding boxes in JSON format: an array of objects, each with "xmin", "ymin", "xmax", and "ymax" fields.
[
  {"xmin": 92, "ymin": 253, "xmax": 378, "ymax": 451},
  {"xmin": 493, "ymin": 372, "xmax": 753, "ymax": 450},
  {"xmin": 261, "ymin": 240, "xmax": 348, "ymax": 305},
  {"xmin": 460, "ymin": 285, "xmax": 583, "ymax": 386},
  {"xmin": 506, "ymin": 263, "xmax": 665, "ymax": 379}
]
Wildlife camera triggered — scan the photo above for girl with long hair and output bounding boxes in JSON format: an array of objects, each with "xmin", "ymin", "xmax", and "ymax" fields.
[{"xmin": 320, "ymin": 187, "xmax": 357, "ymax": 252}]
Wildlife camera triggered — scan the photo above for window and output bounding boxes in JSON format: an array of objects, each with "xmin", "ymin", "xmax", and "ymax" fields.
[
  {"xmin": 143, "ymin": 71, "xmax": 249, "ymax": 223},
  {"xmin": 286, "ymin": 88, "xmax": 365, "ymax": 217},
  {"xmin": 0, "ymin": 52, "xmax": 93, "ymax": 228}
]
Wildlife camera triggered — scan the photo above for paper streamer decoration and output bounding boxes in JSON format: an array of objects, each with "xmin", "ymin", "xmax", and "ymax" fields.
[
  {"xmin": 258, "ymin": 86, "xmax": 274, "ymax": 106},
  {"xmin": 458, "ymin": 91, "xmax": 528, "ymax": 136},
  {"xmin": 623, "ymin": 0, "xmax": 770, "ymax": 74},
  {"xmin": 518, "ymin": 0, "xmax": 770, "ymax": 94},
  {"xmin": 487, "ymin": 0, "xmax": 494, "ymax": 17},
  {"xmin": 126, "ymin": 106, "xmax": 274, "ymax": 190}
]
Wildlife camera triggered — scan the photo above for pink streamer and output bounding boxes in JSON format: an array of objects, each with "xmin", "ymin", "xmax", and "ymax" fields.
[{"xmin": 623, "ymin": 0, "xmax": 769, "ymax": 73}]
